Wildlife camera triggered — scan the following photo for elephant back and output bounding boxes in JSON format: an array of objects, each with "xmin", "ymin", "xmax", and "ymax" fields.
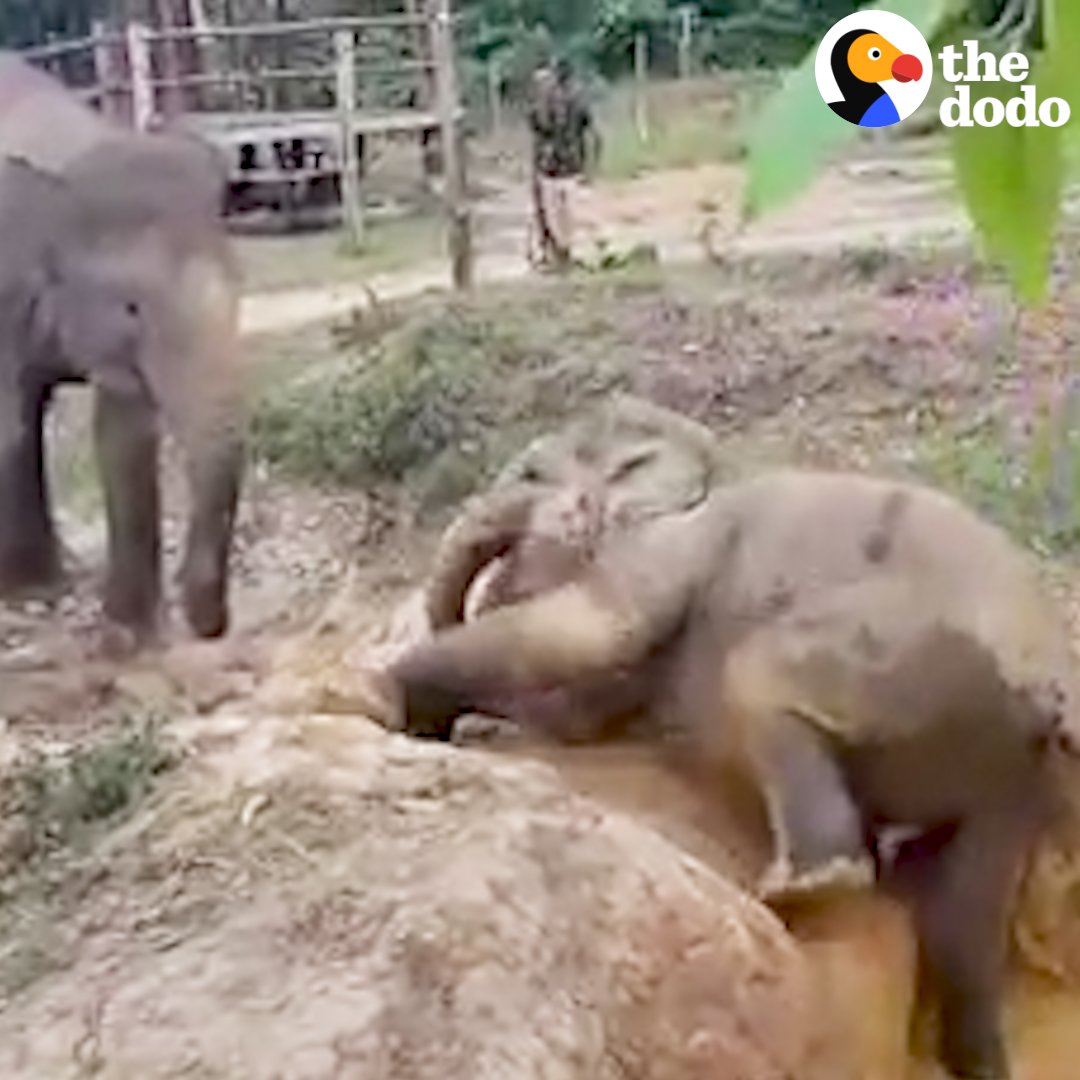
[{"xmin": 0, "ymin": 51, "xmax": 111, "ymax": 175}]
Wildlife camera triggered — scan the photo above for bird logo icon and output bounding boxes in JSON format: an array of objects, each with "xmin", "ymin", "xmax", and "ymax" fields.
[{"xmin": 815, "ymin": 11, "xmax": 932, "ymax": 129}]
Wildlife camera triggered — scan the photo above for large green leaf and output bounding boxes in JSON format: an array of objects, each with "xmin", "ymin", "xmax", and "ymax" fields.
[
  {"xmin": 1046, "ymin": 0, "xmax": 1080, "ymax": 149},
  {"xmin": 743, "ymin": 0, "xmax": 956, "ymax": 220},
  {"xmin": 949, "ymin": 51, "xmax": 1066, "ymax": 305}
]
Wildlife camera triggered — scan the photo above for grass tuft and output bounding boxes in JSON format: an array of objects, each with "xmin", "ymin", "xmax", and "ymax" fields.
[{"xmin": 1, "ymin": 715, "xmax": 179, "ymax": 871}]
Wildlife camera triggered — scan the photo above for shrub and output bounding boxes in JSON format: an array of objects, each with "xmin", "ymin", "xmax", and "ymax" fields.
[
  {"xmin": 918, "ymin": 407, "xmax": 1080, "ymax": 556},
  {"xmin": 2, "ymin": 715, "xmax": 178, "ymax": 866},
  {"xmin": 252, "ymin": 305, "xmax": 547, "ymax": 505}
]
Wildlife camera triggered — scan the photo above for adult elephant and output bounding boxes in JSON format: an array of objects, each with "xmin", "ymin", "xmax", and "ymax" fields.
[{"xmin": 0, "ymin": 52, "xmax": 245, "ymax": 647}]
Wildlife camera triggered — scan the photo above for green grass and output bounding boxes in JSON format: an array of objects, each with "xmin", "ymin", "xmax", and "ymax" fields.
[
  {"xmin": 918, "ymin": 408, "xmax": 1080, "ymax": 556},
  {"xmin": 2, "ymin": 716, "xmax": 178, "ymax": 867},
  {"xmin": 0, "ymin": 715, "xmax": 179, "ymax": 1000},
  {"xmin": 249, "ymin": 270, "xmax": 663, "ymax": 513},
  {"xmin": 235, "ymin": 209, "xmax": 445, "ymax": 294},
  {"xmin": 252, "ymin": 302, "xmax": 547, "ymax": 512},
  {"xmin": 0, "ymin": 708, "xmax": 177, "ymax": 885},
  {"xmin": 597, "ymin": 102, "xmax": 741, "ymax": 180},
  {"xmin": 593, "ymin": 75, "xmax": 773, "ymax": 181}
]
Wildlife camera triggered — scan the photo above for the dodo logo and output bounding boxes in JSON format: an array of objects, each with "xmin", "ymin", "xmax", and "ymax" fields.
[{"xmin": 815, "ymin": 10, "xmax": 932, "ymax": 128}]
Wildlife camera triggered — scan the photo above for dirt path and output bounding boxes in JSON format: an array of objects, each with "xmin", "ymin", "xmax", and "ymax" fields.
[{"xmin": 239, "ymin": 152, "xmax": 977, "ymax": 337}]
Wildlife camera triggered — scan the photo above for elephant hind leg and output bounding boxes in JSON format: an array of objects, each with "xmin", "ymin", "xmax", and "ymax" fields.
[
  {"xmin": 94, "ymin": 389, "xmax": 161, "ymax": 640},
  {"xmin": 903, "ymin": 805, "xmax": 1037, "ymax": 1080},
  {"xmin": 0, "ymin": 384, "xmax": 63, "ymax": 595}
]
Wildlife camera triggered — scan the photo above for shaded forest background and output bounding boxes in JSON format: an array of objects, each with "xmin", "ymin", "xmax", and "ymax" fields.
[{"xmin": 0, "ymin": 1, "xmax": 974, "ymax": 84}]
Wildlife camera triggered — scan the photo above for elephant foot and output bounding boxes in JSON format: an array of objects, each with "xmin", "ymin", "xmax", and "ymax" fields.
[
  {"xmin": 451, "ymin": 714, "xmax": 527, "ymax": 747},
  {"xmin": 758, "ymin": 852, "xmax": 876, "ymax": 907},
  {"xmin": 941, "ymin": 1033, "xmax": 1010, "ymax": 1080},
  {"xmin": 180, "ymin": 558, "xmax": 229, "ymax": 641},
  {"xmin": 0, "ymin": 548, "xmax": 66, "ymax": 605},
  {"xmin": 89, "ymin": 617, "xmax": 163, "ymax": 663}
]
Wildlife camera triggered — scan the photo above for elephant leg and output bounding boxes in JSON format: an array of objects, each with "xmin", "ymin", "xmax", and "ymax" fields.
[
  {"xmin": 178, "ymin": 444, "xmax": 242, "ymax": 639},
  {"xmin": 0, "ymin": 385, "xmax": 63, "ymax": 594},
  {"xmin": 904, "ymin": 806, "xmax": 1035, "ymax": 1080},
  {"xmin": 752, "ymin": 708, "xmax": 875, "ymax": 904},
  {"xmin": 94, "ymin": 389, "xmax": 161, "ymax": 639},
  {"xmin": 722, "ymin": 643, "xmax": 875, "ymax": 904}
]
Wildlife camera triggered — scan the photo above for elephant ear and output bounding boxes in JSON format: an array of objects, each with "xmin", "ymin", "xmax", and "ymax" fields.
[
  {"xmin": 0, "ymin": 155, "xmax": 75, "ymax": 273},
  {"xmin": 0, "ymin": 156, "xmax": 75, "ymax": 339},
  {"xmin": 0, "ymin": 154, "xmax": 73, "ymax": 219}
]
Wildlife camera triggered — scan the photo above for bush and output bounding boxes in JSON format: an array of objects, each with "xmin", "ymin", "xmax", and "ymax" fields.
[
  {"xmin": 3, "ymin": 716, "xmax": 178, "ymax": 867},
  {"xmin": 919, "ymin": 409, "xmax": 1080, "ymax": 555},
  {"xmin": 252, "ymin": 305, "xmax": 549, "ymax": 507}
]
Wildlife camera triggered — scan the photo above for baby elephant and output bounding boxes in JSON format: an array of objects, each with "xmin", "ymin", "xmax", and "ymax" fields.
[{"xmin": 379, "ymin": 467, "xmax": 1079, "ymax": 1080}]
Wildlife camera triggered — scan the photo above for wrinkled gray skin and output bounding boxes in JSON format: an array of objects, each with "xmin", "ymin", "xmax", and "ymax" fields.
[
  {"xmin": 387, "ymin": 465, "xmax": 1080, "ymax": 1080},
  {"xmin": 424, "ymin": 394, "xmax": 725, "ymax": 738},
  {"xmin": 0, "ymin": 53, "xmax": 245, "ymax": 644}
]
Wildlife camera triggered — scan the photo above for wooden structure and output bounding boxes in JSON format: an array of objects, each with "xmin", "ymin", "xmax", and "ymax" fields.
[{"xmin": 20, "ymin": 2, "xmax": 473, "ymax": 289}]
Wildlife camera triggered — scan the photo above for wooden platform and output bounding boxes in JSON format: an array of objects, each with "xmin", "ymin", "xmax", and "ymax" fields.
[
  {"xmin": 182, "ymin": 107, "xmax": 459, "ymax": 140},
  {"xmin": 178, "ymin": 107, "xmax": 463, "ymax": 185}
]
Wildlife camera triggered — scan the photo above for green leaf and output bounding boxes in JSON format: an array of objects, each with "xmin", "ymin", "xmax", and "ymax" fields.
[
  {"xmin": 741, "ymin": 61, "xmax": 854, "ymax": 221},
  {"xmin": 743, "ymin": 0, "xmax": 955, "ymax": 221},
  {"xmin": 1046, "ymin": 0, "xmax": 1080, "ymax": 148},
  {"xmin": 948, "ymin": 51, "xmax": 1066, "ymax": 305}
]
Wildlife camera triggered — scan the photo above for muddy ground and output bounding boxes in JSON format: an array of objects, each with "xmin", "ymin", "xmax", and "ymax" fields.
[{"xmin": 3, "ymin": 99, "xmax": 1080, "ymax": 1077}]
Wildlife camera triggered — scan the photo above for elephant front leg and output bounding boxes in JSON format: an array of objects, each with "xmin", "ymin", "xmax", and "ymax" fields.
[
  {"xmin": 0, "ymin": 388, "xmax": 63, "ymax": 596},
  {"xmin": 751, "ymin": 707, "xmax": 876, "ymax": 903},
  {"xmin": 94, "ymin": 389, "xmax": 162, "ymax": 644},
  {"xmin": 178, "ymin": 441, "xmax": 243, "ymax": 640},
  {"xmin": 722, "ymin": 644, "xmax": 875, "ymax": 904}
]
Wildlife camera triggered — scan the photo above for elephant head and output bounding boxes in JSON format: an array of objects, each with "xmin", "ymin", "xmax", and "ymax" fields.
[
  {"xmin": 425, "ymin": 396, "xmax": 724, "ymax": 630},
  {"xmin": 0, "ymin": 129, "xmax": 245, "ymax": 642}
]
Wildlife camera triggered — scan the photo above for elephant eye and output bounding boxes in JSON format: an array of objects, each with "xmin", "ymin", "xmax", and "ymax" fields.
[
  {"xmin": 608, "ymin": 450, "xmax": 656, "ymax": 482},
  {"xmin": 125, "ymin": 300, "xmax": 140, "ymax": 317},
  {"xmin": 869, "ymin": 47, "xmax": 882, "ymax": 60},
  {"xmin": 519, "ymin": 465, "xmax": 544, "ymax": 483}
]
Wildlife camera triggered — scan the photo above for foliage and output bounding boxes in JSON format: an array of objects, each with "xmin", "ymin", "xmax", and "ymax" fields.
[
  {"xmin": 594, "ymin": 76, "xmax": 759, "ymax": 177},
  {"xmin": 456, "ymin": 0, "xmax": 861, "ymax": 97},
  {"xmin": 252, "ymin": 306, "xmax": 547, "ymax": 508},
  {"xmin": 744, "ymin": 0, "xmax": 954, "ymax": 221},
  {"xmin": 745, "ymin": 0, "xmax": 1075, "ymax": 305},
  {"xmin": 0, "ymin": 0, "xmax": 106, "ymax": 49},
  {"xmin": 920, "ymin": 408, "xmax": 1080, "ymax": 554},
  {"xmin": 2, "ymin": 715, "xmax": 177, "ymax": 868},
  {"xmin": 745, "ymin": 0, "xmax": 1080, "ymax": 551},
  {"xmin": 949, "ymin": 52, "xmax": 1066, "ymax": 305}
]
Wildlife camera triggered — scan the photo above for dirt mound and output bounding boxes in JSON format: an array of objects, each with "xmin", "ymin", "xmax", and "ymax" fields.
[{"xmin": 0, "ymin": 714, "xmax": 831, "ymax": 1080}]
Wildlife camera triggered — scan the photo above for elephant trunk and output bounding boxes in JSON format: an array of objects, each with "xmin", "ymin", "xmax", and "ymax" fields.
[
  {"xmin": 425, "ymin": 485, "xmax": 537, "ymax": 631},
  {"xmin": 149, "ymin": 247, "xmax": 245, "ymax": 639}
]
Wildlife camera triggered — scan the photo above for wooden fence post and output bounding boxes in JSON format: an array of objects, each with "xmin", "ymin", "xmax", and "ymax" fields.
[
  {"xmin": 92, "ymin": 21, "xmax": 121, "ymax": 121},
  {"xmin": 126, "ymin": 21, "xmax": 155, "ymax": 131},
  {"xmin": 677, "ymin": 5, "xmax": 694, "ymax": 80},
  {"xmin": 634, "ymin": 31, "xmax": 649, "ymax": 143},
  {"xmin": 405, "ymin": 0, "xmax": 436, "ymax": 108},
  {"xmin": 487, "ymin": 55, "xmax": 502, "ymax": 134},
  {"xmin": 430, "ymin": 0, "xmax": 473, "ymax": 291},
  {"xmin": 335, "ymin": 29, "xmax": 364, "ymax": 250}
]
